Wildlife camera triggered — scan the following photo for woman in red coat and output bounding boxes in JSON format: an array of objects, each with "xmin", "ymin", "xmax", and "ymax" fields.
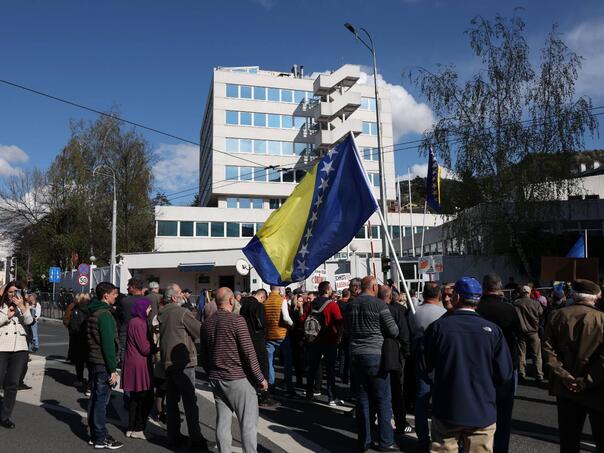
[{"xmin": 122, "ymin": 297, "xmax": 152, "ymax": 439}]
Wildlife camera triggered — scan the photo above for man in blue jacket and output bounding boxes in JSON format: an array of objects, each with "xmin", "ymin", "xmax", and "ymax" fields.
[{"xmin": 421, "ymin": 277, "xmax": 513, "ymax": 452}]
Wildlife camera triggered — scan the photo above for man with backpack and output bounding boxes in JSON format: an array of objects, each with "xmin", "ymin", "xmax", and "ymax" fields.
[{"xmin": 304, "ymin": 281, "xmax": 343, "ymax": 406}]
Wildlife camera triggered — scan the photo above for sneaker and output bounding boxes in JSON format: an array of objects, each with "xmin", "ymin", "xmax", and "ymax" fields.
[
  {"xmin": 85, "ymin": 389, "xmax": 91, "ymax": 397},
  {"xmin": 94, "ymin": 436, "xmax": 123, "ymax": 449},
  {"xmin": 125, "ymin": 431, "xmax": 133, "ymax": 438},
  {"xmin": 328, "ymin": 400, "xmax": 337, "ymax": 407},
  {"xmin": 313, "ymin": 392, "xmax": 321, "ymax": 397},
  {"xmin": 17, "ymin": 383, "xmax": 32, "ymax": 391},
  {"xmin": 130, "ymin": 431, "xmax": 146, "ymax": 440}
]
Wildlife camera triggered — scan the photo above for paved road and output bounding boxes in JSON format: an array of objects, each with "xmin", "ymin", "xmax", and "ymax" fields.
[{"xmin": 0, "ymin": 320, "xmax": 597, "ymax": 452}]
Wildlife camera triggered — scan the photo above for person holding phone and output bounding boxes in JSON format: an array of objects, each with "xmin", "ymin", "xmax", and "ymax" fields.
[{"xmin": 0, "ymin": 281, "xmax": 34, "ymax": 428}]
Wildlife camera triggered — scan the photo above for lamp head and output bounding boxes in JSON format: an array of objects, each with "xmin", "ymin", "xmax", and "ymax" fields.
[{"xmin": 344, "ymin": 23, "xmax": 357, "ymax": 36}]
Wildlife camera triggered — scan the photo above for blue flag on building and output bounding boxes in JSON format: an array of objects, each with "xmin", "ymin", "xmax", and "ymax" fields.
[
  {"xmin": 566, "ymin": 233, "xmax": 587, "ymax": 258},
  {"xmin": 426, "ymin": 147, "xmax": 442, "ymax": 212},
  {"xmin": 243, "ymin": 134, "xmax": 378, "ymax": 286}
]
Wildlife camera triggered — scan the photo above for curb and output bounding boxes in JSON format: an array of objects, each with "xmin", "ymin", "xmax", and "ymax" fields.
[{"xmin": 40, "ymin": 317, "xmax": 64, "ymax": 325}]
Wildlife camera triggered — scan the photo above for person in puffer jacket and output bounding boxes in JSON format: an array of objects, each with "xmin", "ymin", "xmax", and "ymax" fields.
[{"xmin": 0, "ymin": 281, "xmax": 33, "ymax": 429}]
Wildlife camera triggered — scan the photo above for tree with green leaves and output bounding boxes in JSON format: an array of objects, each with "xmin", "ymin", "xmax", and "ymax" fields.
[{"xmin": 416, "ymin": 13, "xmax": 599, "ymax": 276}]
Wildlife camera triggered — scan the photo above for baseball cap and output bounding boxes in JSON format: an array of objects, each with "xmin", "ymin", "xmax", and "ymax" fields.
[
  {"xmin": 454, "ymin": 277, "xmax": 482, "ymax": 302},
  {"xmin": 148, "ymin": 281, "xmax": 159, "ymax": 289},
  {"xmin": 572, "ymin": 279, "xmax": 601, "ymax": 296}
]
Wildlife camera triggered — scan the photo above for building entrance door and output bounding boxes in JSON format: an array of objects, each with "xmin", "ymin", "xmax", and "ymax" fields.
[{"xmin": 219, "ymin": 275, "xmax": 235, "ymax": 291}]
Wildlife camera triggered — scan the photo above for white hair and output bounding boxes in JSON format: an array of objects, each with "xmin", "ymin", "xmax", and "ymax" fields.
[{"xmin": 572, "ymin": 292, "xmax": 599, "ymax": 304}]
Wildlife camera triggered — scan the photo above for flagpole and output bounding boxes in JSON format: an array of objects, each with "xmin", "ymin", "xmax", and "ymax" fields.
[
  {"xmin": 397, "ymin": 180, "xmax": 403, "ymax": 256},
  {"xmin": 420, "ymin": 201, "xmax": 427, "ymax": 257},
  {"xmin": 376, "ymin": 207, "xmax": 415, "ymax": 315},
  {"xmin": 408, "ymin": 168, "xmax": 416, "ymax": 257}
]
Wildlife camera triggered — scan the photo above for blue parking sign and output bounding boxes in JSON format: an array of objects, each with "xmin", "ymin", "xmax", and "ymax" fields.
[{"xmin": 49, "ymin": 266, "xmax": 61, "ymax": 283}]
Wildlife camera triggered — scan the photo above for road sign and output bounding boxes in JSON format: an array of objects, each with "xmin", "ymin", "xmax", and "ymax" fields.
[
  {"xmin": 78, "ymin": 275, "xmax": 89, "ymax": 286},
  {"xmin": 49, "ymin": 266, "xmax": 61, "ymax": 283},
  {"xmin": 78, "ymin": 263, "xmax": 90, "ymax": 275}
]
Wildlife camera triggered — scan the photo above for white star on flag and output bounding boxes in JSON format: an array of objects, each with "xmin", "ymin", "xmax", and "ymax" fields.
[
  {"xmin": 299, "ymin": 244, "xmax": 309, "ymax": 257},
  {"xmin": 309, "ymin": 212, "xmax": 318, "ymax": 224},
  {"xmin": 321, "ymin": 160, "xmax": 334, "ymax": 176},
  {"xmin": 319, "ymin": 177, "xmax": 329, "ymax": 191},
  {"xmin": 296, "ymin": 259, "xmax": 308, "ymax": 273},
  {"xmin": 304, "ymin": 229, "xmax": 313, "ymax": 241},
  {"xmin": 315, "ymin": 195, "xmax": 323, "ymax": 208},
  {"xmin": 327, "ymin": 147, "xmax": 339, "ymax": 159}
]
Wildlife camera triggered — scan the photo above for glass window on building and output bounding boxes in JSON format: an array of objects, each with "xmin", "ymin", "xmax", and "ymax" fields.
[
  {"xmin": 226, "ymin": 222, "xmax": 239, "ymax": 237},
  {"xmin": 370, "ymin": 225, "xmax": 379, "ymax": 239},
  {"xmin": 240, "ymin": 85, "xmax": 252, "ymax": 99},
  {"xmin": 195, "ymin": 222, "xmax": 209, "ymax": 237},
  {"xmin": 211, "ymin": 222, "xmax": 225, "ymax": 237},
  {"xmin": 253, "ymin": 140, "xmax": 267, "ymax": 154},
  {"xmin": 226, "ymin": 138, "xmax": 238, "ymax": 153},
  {"xmin": 240, "ymin": 111, "xmax": 252, "ymax": 126},
  {"xmin": 281, "ymin": 141, "xmax": 294, "ymax": 155},
  {"xmin": 180, "ymin": 221, "xmax": 194, "ymax": 237},
  {"xmin": 253, "ymin": 86, "xmax": 267, "ymax": 100},
  {"xmin": 282, "ymin": 169, "xmax": 295, "ymax": 182},
  {"xmin": 294, "ymin": 143, "xmax": 306, "ymax": 155},
  {"xmin": 239, "ymin": 139, "xmax": 252, "ymax": 153},
  {"xmin": 226, "ymin": 197, "xmax": 238, "ymax": 208},
  {"xmin": 355, "ymin": 226, "xmax": 366, "ymax": 239},
  {"xmin": 281, "ymin": 89, "xmax": 293, "ymax": 103},
  {"xmin": 226, "ymin": 111, "xmax": 238, "ymax": 125},
  {"xmin": 240, "ymin": 166, "xmax": 253, "ymax": 181},
  {"xmin": 268, "ymin": 88, "xmax": 280, "ymax": 101},
  {"xmin": 294, "ymin": 116, "xmax": 306, "ymax": 129},
  {"xmin": 254, "ymin": 167, "xmax": 267, "ymax": 182},
  {"xmin": 239, "ymin": 198, "xmax": 251, "ymax": 209},
  {"xmin": 268, "ymin": 140, "xmax": 281, "ymax": 155},
  {"xmin": 241, "ymin": 223, "xmax": 255, "ymax": 237},
  {"xmin": 294, "ymin": 90, "xmax": 306, "ymax": 104},
  {"xmin": 253, "ymin": 113, "xmax": 266, "ymax": 127},
  {"xmin": 268, "ymin": 114, "xmax": 280, "ymax": 128},
  {"xmin": 226, "ymin": 84, "xmax": 238, "ymax": 98},
  {"xmin": 157, "ymin": 220, "xmax": 177, "ymax": 236},
  {"xmin": 362, "ymin": 122, "xmax": 370, "ymax": 135},
  {"xmin": 268, "ymin": 170, "xmax": 281, "ymax": 183},
  {"xmin": 404, "ymin": 227, "xmax": 412, "ymax": 237},
  {"xmin": 295, "ymin": 169, "xmax": 306, "ymax": 182},
  {"xmin": 251, "ymin": 198, "xmax": 263, "ymax": 209},
  {"xmin": 269, "ymin": 198, "xmax": 280, "ymax": 209},
  {"xmin": 281, "ymin": 115, "xmax": 293, "ymax": 129},
  {"xmin": 226, "ymin": 166, "xmax": 238, "ymax": 180}
]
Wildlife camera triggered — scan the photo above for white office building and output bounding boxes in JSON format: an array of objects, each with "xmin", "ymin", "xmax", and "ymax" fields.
[{"xmin": 119, "ymin": 64, "xmax": 441, "ymax": 294}]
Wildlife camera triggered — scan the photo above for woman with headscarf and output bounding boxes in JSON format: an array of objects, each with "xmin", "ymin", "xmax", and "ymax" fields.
[
  {"xmin": 0, "ymin": 281, "xmax": 34, "ymax": 428},
  {"xmin": 122, "ymin": 297, "xmax": 153, "ymax": 439}
]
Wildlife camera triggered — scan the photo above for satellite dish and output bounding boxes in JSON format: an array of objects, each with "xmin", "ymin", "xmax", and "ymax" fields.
[{"xmin": 236, "ymin": 259, "xmax": 252, "ymax": 276}]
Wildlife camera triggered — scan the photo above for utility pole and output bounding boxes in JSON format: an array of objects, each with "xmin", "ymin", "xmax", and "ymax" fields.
[{"xmin": 93, "ymin": 165, "xmax": 118, "ymax": 285}]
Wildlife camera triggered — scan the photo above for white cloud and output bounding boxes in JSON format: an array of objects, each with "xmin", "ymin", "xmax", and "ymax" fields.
[
  {"xmin": 152, "ymin": 143, "xmax": 199, "ymax": 194},
  {"xmin": 397, "ymin": 162, "xmax": 458, "ymax": 181},
  {"xmin": 566, "ymin": 19, "xmax": 604, "ymax": 99},
  {"xmin": 0, "ymin": 145, "xmax": 29, "ymax": 177},
  {"xmin": 359, "ymin": 70, "xmax": 434, "ymax": 140}
]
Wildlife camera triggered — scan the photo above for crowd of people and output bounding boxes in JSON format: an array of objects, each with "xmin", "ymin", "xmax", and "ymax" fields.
[{"xmin": 0, "ymin": 273, "xmax": 602, "ymax": 453}]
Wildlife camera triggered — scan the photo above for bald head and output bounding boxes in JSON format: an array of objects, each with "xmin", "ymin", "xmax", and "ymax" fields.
[
  {"xmin": 378, "ymin": 285, "xmax": 392, "ymax": 304},
  {"xmin": 361, "ymin": 276, "xmax": 378, "ymax": 296},
  {"xmin": 216, "ymin": 287, "xmax": 234, "ymax": 310}
]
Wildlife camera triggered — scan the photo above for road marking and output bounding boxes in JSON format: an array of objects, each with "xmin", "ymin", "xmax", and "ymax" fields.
[
  {"xmin": 38, "ymin": 341, "xmax": 70, "ymax": 346},
  {"xmin": 195, "ymin": 386, "xmax": 328, "ymax": 453},
  {"xmin": 19, "ymin": 355, "xmax": 45, "ymax": 406}
]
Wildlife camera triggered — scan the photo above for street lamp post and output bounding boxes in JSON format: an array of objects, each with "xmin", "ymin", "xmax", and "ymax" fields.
[
  {"xmin": 93, "ymin": 165, "xmax": 117, "ymax": 285},
  {"xmin": 344, "ymin": 22, "xmax": 390, "ymax": 282}
]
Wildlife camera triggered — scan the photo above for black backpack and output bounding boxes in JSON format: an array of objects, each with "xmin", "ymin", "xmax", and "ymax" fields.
[
  {"xmin": 69, "ymin": 306, "xmax": 88, "ymax": 334},
  {"xmin": 303, "ymin": 300, "xmax": 330, "ymax": 343}
]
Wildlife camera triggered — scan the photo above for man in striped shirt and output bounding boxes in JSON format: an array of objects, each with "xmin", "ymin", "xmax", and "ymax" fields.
[{"xmin": 201, "ymin": 287, "xmax": 268, "ymax": 453}]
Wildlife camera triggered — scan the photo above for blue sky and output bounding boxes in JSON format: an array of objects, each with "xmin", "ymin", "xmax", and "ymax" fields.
[{"xmin": 1, "ymin": 0, "xmax": 603, "ymax": 203}]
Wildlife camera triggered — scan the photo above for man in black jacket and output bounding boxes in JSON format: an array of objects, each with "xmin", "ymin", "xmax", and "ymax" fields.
[
  {"xmin": 379, "ymin": 285, "xmax": 412, "ymax": 440},
  {"xmin": 476, "ymin": 273, "xmax": 521, "ymax": 453}
]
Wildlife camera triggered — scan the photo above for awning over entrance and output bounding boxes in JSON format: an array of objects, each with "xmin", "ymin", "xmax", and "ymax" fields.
[{"xmin": 178, "ymin": 262, "xmax": 216, "ymax": 272}]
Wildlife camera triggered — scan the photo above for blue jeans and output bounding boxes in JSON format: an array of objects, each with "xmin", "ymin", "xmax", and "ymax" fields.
[
  {"xmin": 415, "ymin": 360, "xmax": 432, "ymax": 452},
  {"xmin": 266, "ymin": 336, "xmax": 293, "ymax": 390},
  {"xmin": 352, "ymin": 354, "xmax": 394, "ymax": 450},
  {"xmin": 30, "ymin": 323, "xmax": 39, "ymax": 350},
  {"xmin": 88, "ymin": 367, "xmax": 111, "ymax": 443},
  {"xmin": 494, "ymin": 369, "xmax": 517, "ymax": 453}
]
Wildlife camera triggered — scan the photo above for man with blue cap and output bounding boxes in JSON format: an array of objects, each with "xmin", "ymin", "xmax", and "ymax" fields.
[{"xmin": 420, "ymin": 277, "xmax": 513, "ymax": 452}]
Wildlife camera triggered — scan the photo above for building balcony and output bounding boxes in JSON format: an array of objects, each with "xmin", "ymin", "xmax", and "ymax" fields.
[
  {"xmin": 310, "ymin": 119, "xmax": 362, "ymax": 150},
  {"xmin": 311, "ymin": 90, "xmax": 361, "ymax": 123},
  {"xmin": 313, "ymin": 64, "xmax": 361, "ymax": 96}
]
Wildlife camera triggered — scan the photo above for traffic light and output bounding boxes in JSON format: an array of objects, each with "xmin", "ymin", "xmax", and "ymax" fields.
[{"xmin": 381, "ymin": 256, "xmax": 391, "ymax": 273}]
